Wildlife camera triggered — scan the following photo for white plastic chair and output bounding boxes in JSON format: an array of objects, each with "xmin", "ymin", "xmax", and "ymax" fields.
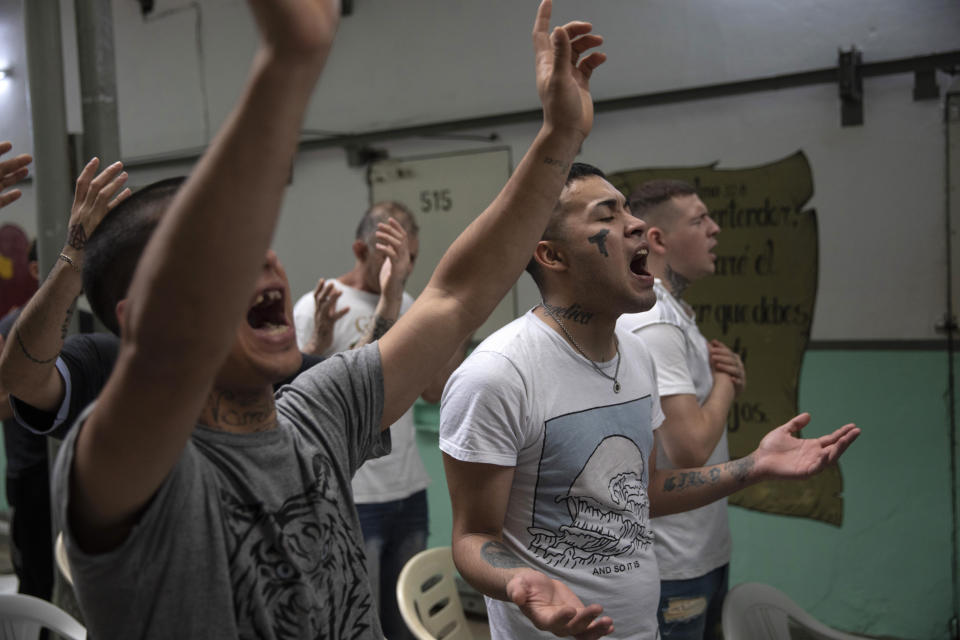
[
  {"xmin": 0, "ymin": 593, "xmax": 86, "ymax": 639},
  {"xmin": 722, "ymin": 582, "xmax": 870, "ymax": 640},
  {"xmin": 55, "ymin": 532, "xmax": 74, "ymax": 586},
  {"xmin": 396, "ymin": 547, "xmax": 479, "ymax": 640}
]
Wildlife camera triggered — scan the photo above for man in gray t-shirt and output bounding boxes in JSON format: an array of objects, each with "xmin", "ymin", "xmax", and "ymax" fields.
[
  {"xmin": 53, "ymin": 345, "xmax": 386, "ymax": 638},
  {"xmin": 48, "ymin": 1, "xmax": 624, "ymax": 637}
]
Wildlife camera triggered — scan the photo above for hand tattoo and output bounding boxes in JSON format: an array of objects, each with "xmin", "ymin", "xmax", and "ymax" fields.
[
  {"xmin": 587, "ymin": 229, "xmax": 610, "ymax": 257},
  {"xmin": 481, "ymin": 541, "xmax": 527, "ymax": 569},
  {"xmin": 66, "ymin": 223, "xmax": 87, "ymax": 250}
]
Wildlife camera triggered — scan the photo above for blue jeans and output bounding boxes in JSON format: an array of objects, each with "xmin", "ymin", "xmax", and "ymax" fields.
[
  {"xmin": 357, "ymin": 489, "xmax": 428, "ymax": 640},
  {"xmin": 657, "ymin": 564, "xmax": 729, "ymax": 640}
]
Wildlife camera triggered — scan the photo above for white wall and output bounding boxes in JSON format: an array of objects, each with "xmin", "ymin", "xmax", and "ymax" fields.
[{"xmin": 4, "ymin": 0, "xmax": 957, "ymax": 337}]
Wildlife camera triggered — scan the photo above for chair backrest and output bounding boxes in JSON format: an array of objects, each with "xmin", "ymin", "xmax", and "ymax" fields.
[
  {"xmin": 396, "ymin": 547, "xmax": 474, "ymax": 640},
  {"xmin": 0, "ymin": 593, "xmax": 86, "ymax": 640},
  {"xmin": 722, "ymin": 582, "xmax": 869, "ymax": 640}
]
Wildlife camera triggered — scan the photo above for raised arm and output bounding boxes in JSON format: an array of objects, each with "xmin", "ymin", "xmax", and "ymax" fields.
[
  {"xmin": 0, "ymin": 159, "xmax": 128, "ymax": 413},
  {"xmin": 649, "ymin": 413, "xmax": 859, "ymax": 517},
  {"xmin": 378, "ymin": 0, "xmax": 607, "ymax": 427},
  {"xmin": 0, "ymin": 142, "xmax": 32, "ymax": 209},
  {"xmin": 444, "ymin": 454, "xmax": 614, "ymax": 639},
  {"xmin": 69, "ymin": 0, "xmax": 340, "ymax": 551}
]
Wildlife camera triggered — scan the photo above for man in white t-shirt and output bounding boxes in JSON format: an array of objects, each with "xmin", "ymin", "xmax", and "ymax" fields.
[
  {"xmin": 440, "ymin": 163, "xmax": 859, "ymax": 640},
  {"xmin": 293, "ymin": 201, "xmax": 458, "ymax": 640},
  {"xmin": 617, "ymin": 180, "xmax": 743, "ymax": 639}
]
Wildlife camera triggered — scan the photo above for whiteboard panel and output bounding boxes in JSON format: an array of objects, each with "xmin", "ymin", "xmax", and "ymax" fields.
[{"xmin": 370, "ymin": 148, "xmax": 515, "ymax": 340}]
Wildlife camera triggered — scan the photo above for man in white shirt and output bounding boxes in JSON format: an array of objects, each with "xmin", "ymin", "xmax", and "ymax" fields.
[
  {"xmin": 440, "ymin": 164, "xmax": 858, "ymax": 639},
  {"xmin": 618, "ymin": 179, "xmax": 744, "ymax": 639},
  {"xmin": 293, "ymin": 201, "xmax": 455, "ymax": 639}
]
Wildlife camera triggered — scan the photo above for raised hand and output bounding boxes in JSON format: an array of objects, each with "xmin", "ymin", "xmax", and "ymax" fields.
[
  {"xmin": 532, "ymin": 0, "xmax": 607, "ymax": 140},
  {"xmin": 506, "ymin": 569, "xmax": 614, "ymax": 639},
  {"xmin": 708, "ymin": 339, "xmax": 746, "ymax": 394},
  {"xmin": 248, "ymin": 0, "xmax": 341, "ymax": 63},
  {"xmin": 753, "ymin": 413, "xmax": 860, "ymax": 479},
  {"xmin": 67, "ymin": 158, "xmax": 130, "ymax": 248},
  {"xmin": 303, "ymin": 278, "xmax": 348, "ymax": 355},
  {"xmin": 0, "ymin": 142, "xmax": 32, "ymax": 209},
  {"xmin": 374, "ymin": 218, "xmax": 413, "ymax": 302}
]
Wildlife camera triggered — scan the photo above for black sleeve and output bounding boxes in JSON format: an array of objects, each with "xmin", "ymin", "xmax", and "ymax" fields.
[{"xmin": 11, "ymin": 332, "xmax": 119, "ymax": 439}]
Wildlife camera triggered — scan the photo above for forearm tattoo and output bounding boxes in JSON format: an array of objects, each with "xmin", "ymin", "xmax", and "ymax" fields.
[
  {"xmin": 66, "ymin": 223, "xmax": 88, "ymax": 250},
  {"xmin": 664, "ymin": 264, "xmax": 690, "ymax": 298},
  {"xmin": 481, "ymin": 541, "xmax": 527, "ymax": 569},
  {"xmin": 661, "ymin": 456, "xmax": 755, "ymax": 492},
  {"xmin": 60, "ymin": 304, "xmax": 75, "ymax": 341},
  {"xmin": 14, "ymin": 329, "xmax": 57, "ymax": 365},
  {"xmin": 542, "ymin": 156, "xmax": 570, "ymax": 173},
  {"xmin": 354, "ymin": 313, "xmax": 395, "ymax": 349},
  {"xmin": 541, "ymin": 300, "xmax": 593, "ymax": 325},
  {"xmin": 588, "ymin": 229, "xmax": 610, "ymax": 257}
]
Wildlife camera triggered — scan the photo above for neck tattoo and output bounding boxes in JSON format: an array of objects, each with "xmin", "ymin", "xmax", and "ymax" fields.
[
  {"xmin": 665, "ymin": 264, "xmax": 690, "ymax": 298},
  {"xmin": 541, "ymin": 300, "xmax": 621, "ymax": 393}
]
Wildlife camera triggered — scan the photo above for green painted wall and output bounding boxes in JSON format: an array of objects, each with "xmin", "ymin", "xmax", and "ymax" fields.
[{"xmin": 415, "ymin": 349, "xmax": 959, "ymax": 640}]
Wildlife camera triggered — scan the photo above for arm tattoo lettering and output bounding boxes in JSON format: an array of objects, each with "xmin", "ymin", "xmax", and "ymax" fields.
[
  {"xmin": 664, "ymin": 265, "xmax": 690, "ymax": 298},
  {"xmin": 14, "ymin": 329, "xmax": 57, "ymax": 365},
  {"xmin": 587, "ymin": 230, "xmax": 610, "ymax": 257},
  {"xmin": 541, "ymin": 300, "xmax": 594, "ymax": 325},
  {"xmin": 481, "ymin": 541, "xmax": 527, "ymax": 569},
  {"xmin": 66, "ymin": 223, "xmax": 88, "ymax": 250},
  {"xmin": 662, "ymin": 470, "xmax": 708, "ymax": 492}
]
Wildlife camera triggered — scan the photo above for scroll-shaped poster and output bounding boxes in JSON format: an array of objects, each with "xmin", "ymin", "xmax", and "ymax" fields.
[{"xmin": 609, "ymin": 151, "xmax": 843, "ymax": 526}]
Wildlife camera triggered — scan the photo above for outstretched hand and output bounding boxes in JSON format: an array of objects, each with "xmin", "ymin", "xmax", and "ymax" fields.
[
  {"xmin": 66, "ymin": 158, "xmax": 131, "ymax": 255},
  {"xmin": 506, "ymin": 569, "xmax": 614, "ymax": 639},
  {"xmin": 304, "ymin": 278, "xmax": 348, "ymax": 355},
  {"xmin": 375, "ymin": 218, "xmax": 413, "ymax": 302},
  {"xmin": 708, "ymin": 339, "xmax": 746, "ymax": 394},
  {"xmin": 0, "ymin": 142, "xmax": 32, "ymax": 210},
  {"xmin": 532, "ymin": 0, "xmax": 607, "ymax": 140},
  {"xmin": 753, "ymin": 413, "xmax": 860, "ymax": 479}
]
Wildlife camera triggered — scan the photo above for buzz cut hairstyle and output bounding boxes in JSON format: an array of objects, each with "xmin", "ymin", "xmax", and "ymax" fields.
[
  {"xmin": 354, "ymin": 201, "xmax": 419, "ymax": 244},
  {"xmin": 628, "ymin": 179, "xmax": 698, "ymax": 228},
  {"xmin": 82, "ymin": 176, "xmax": 187, "ymax": 335}
]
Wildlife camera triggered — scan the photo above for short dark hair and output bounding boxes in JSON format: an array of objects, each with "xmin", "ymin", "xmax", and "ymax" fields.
[
  {"xmin": 27, "ymin": 239, "xmax": 36, "ymax": 263},
  {"xmin": 355, "ymin": 201, "xmax": 419, "ymax": 244},
  {"xmin": 83, "ymin": 177, "xmax": 186, "ymax": 335},
  {"xmin": 525, "ymin": 162, "xmax": 606, "ymax": 288},
  {"xmin": 628, "ymin": 179, "xmax": 697, "ymax": 227}
]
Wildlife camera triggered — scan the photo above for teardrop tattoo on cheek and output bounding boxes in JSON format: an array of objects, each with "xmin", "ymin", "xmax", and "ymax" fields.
[{"xmin": 588, "ymin": 229, "xmax": 609, "ymax": 257}]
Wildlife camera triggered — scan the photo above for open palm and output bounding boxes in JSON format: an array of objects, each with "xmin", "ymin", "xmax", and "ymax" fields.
[
  {"xmin": 755, "ymin": 413, "xmax": 860, "ymax": 478},
  {"xmin": 532, "ymin": 0, "xmax": 607, "ymax": 139}
]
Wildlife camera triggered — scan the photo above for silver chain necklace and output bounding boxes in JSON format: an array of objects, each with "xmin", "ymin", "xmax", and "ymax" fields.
[{"xmin": 540, "ymin": 301, "xmax": 621, "ymax": 393}]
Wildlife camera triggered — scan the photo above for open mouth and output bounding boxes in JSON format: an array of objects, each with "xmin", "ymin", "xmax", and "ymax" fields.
[
  {"xmin": 630, "ymin": 247, "xmax": 650, "ymax": 277},
  {"xmin": 247, "ymin": 289, "xmax": 288, "ymax": 332}
]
